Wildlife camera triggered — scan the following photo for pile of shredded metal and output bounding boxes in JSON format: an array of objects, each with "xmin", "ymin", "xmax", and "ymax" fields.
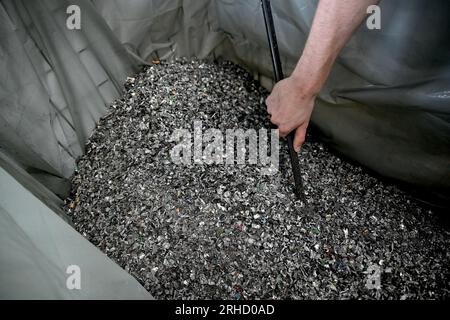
[{"xmin": 65, "ymin": 59, "xmax": 450, "ymax": 299}]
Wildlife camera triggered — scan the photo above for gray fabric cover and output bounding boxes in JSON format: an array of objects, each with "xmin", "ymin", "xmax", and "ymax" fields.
[
  {"xmin": 0, "ymin": 0, "xmax": 449, "ymax": 299},
  {"xmin": 0, "ymin": 164, "xmax": 151, "ymax": 299},
  {"xmin": 1, "ymin": 0, "xmax": 449, "ymax": 205}
]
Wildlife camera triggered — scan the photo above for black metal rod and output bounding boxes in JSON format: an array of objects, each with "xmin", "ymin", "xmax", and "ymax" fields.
[{"xmin": 261, "ymin": 0, "xmax": 305, "ymax": 200}]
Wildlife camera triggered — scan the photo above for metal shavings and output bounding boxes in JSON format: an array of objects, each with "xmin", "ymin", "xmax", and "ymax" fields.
[{"xmin": 65, "ymin": 58, "xmax": 450, "ymax": 300}]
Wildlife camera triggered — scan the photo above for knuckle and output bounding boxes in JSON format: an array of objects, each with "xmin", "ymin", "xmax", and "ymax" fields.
[
  {"xmin": 270, "ymin": 117, "xmax": 279, "ymax": 125},
  {"xmin": 265, "ymin": 101, "xmax": 272, "ymax": 112},
  {"xmin": 279, "ymin": 128, "xmax": 288, "ymax": 137}
]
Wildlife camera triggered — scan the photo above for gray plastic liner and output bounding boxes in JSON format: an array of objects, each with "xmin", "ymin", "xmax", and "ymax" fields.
[
  {"xmin": 1, "ymin": 0, "xmax": 449, "ymax": 205},
  {"xmin": 0, "ymin": 162, "xmax": 152, "ymax": 299}
]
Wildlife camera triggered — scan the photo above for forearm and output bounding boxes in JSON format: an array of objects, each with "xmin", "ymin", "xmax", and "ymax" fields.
[{"xmin": 292, "ymin": 0, "xmax": 379, "ymax": 95}]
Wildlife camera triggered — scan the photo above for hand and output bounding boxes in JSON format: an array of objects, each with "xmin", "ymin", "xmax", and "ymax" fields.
[{"xmin": 265, "ymin": 76, "xmax": 316, "ymax": 153}]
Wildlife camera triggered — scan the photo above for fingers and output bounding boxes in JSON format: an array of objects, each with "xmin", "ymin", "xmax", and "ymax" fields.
[
  {"xmin": 278, "ymin": 126, "xmax": 290, "ymax": 137},
  {"xmin": 266, "ymin": 93, "xmax": 281, "ymax": 129},
  {"xmin": 266, "ymin": 82, "xmax": 281, "ymax": 117},
  {"xmin": 265, "ymin": 82, "xmax": 298, "ymax": 137},
  {"xmin": 293, "ymin": 125, "xmax": 307, "ymax": 153},
  {"xmin": 269, "ymin": 111, "xmax": 291, "ymax": 137},
  {"xmin": 265, "ymin": 94, "xmax": 274, "ymax": 115}
]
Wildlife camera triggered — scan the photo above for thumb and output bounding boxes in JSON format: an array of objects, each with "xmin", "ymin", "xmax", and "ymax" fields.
[{"xmin": 293, "ymin": 125, "xmax": 306, "ymax": 153}]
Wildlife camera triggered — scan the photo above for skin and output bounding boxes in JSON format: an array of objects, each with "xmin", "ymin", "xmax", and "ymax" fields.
[{"xmin": 266, "ymin": 0, "xmax": 380, "ymax": 152}]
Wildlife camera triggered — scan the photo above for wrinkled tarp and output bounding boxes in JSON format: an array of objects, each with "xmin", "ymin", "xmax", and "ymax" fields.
[
  {"xmin": 1, "ymin": 0, "xmax": 449, "ymax": 206},
  {"xmin": 0, "ymin": 0, "xmax": 449, "ymax": 299},
  {"xmin": 0, "ymin": 162, "xmax": 152, "ymax": 299}
]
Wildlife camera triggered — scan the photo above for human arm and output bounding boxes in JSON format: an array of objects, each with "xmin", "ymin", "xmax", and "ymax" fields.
[{"xmin": 266, "ymin": 0, "xmax": 380, "ymax": 152}]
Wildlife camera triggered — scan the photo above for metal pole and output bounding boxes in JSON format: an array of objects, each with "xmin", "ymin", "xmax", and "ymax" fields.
[{"xmin": 261, "ymin": 0, "xmax": 305, "ymax": 200}]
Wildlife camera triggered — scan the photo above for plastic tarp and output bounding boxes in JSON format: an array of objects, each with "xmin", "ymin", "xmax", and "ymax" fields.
[
  {"xmin": 0, "ymin": 0, "xmax": 449, "ymax": 298},
  {"xmin": 0, "ymin": 161, "xmax": 151, "ymax": 299}
]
